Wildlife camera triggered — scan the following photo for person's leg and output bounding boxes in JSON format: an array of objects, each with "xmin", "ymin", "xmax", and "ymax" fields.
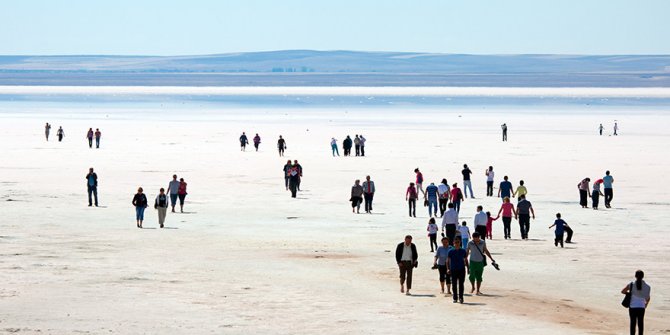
[
  {"xmin": 467, "ymin": 181, "xmax": 474, "ymax": 198},
  {"xmin": 170, "ymin": 194, "xmax": 177, "ymax": 212},
  {"xmin": 454, "ymin": 201, "xmax": 460, "ymax": 213},
  {"xmin": 519, "ymin": 215, "xmax": 526, "ymax": 239},
  {"xmin": 430, "ymin": 234, "xmax": 437, "ymax": 251},
  {"xmin": 406, "ymin": 264, "xmax": 413, "ymax": 292},
  {"xmin": 179, "ymin": 194, "xmax": 185, "ymax": 212},
  {"xmin": 285, "ymin": 176, "xmax": 289, "ymax": 190},
  {"xmin": 524, "ymin": 219, "xmax": 530, "ymax": 239},
  {"xmin": 451, "ymin": 270, "xmax": 458, "ymax": 301},
  {"xmin": 458, "ymin": 269, "xmax": 465, "ymax": 301},
  {"xmin": 446, "ymin": 225, "xmax": 456, "ymax": 245},
  {"xmin": 629, "ymin": 308, "xmax": 637, "ymax": 335},
  {"xmin": 93, "ymin": 186, "xmax": 98, "ymax": 206},
  {"xmin": 638, "ymin": 308, "xmax": 645, "ymax": 335},
  {"xmin": 87, "ymin": 185, "xmax": 93, "ymax": 206},
  {"xmin": 361, "ymin": 146, "xmax": 365, "ymax": 156},
  {"xmin": 96, "ymin": 138, "xmax": 99, "ymax": 148},
  {"xmin": 290, "ymin": 182, "xmax": 297, "ymax": 198},
  {"xmin": 408, "ymin": 200, "xmax": 412, "ymax": 217},
  {"xmin": 559, "ymin": 232, "xmax": 564, "ymax": 247},
  {"xmin": 364, "ymin": 194, "xmax": 371, "ymax": 212},
  {"xmin": 399, "ymin": 263, "xmax": 406, "ymax": 293},
  {"xmin": 580, "ymin": 190, "xmax": 587, "ymax": 207},
  {"xmin": 502, "ymin": 217, "xmax": 510, "ymax": 238},
  {"xmin": 564, "ymin": 225, "xmax": 573, "ymax": 243},
  {"xmin": 477, "ymin": 226, "xmax": 487, "ymax": 240}
]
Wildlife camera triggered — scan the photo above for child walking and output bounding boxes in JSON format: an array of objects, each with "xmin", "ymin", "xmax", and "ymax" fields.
[
  {"xmin": 485, "ymin": 211, "xmax": 499, "ymax": 239},
  {"xmin": 427, "ymin": 218, "xmax": 439, "ymax": 252},
  {"xmin": 548, "ymin": 213, "xmax": 568, "ymax": 248}
]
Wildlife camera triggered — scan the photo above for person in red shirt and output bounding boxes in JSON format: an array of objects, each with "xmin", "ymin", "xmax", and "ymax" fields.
[
  {"xmin": 496, "ymin": 197, "xmax": 517, "ymax": 239},
  {"xmin": 414, "ymin": 168, "xmax": 424, "ymax": 196},
  {"xmin": 450, "ymin": 183, "xmax": 464, "ymax": 212},
  {"xmin": 406, "ymin": 182, "xmax": 418, "ymax": 217}
]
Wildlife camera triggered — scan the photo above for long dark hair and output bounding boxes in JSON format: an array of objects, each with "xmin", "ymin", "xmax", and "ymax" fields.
[{"xmin": 635, "ymin": 270, "xmax": 644, "ymax": 290}]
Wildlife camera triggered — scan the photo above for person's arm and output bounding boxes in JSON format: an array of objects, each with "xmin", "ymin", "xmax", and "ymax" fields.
[
  {"xmin": 395, "ymin": 244, "xmax": 401, "ymax": 265},
  {"xmin": 446, "ymin": 257, "xmax": 451, "ymax": 273},
  {"xmin": 513, "ymin": 205, "xmax": 518, "ymax": 220},
  {"xmin": 621, "ymin": 284, "xmax": 631, "ymax": 294},
  {"xmin": 484, "ymin": 245, "xmax": 494, "ymax": 261},
  {"xmin": 497, "ymin": 206, "xmax": 503, "ymax": 217},
  {"xmin": 530, "ymin": 206, "xmax": 535, "ymax": 219},
  {"xmin": 497, "ymin": 187, "xmax": 501, "ymax": 197},
  {"xmin": 412, "ymin": 244, "xmax": 418, "ymax": 265},
  {"xmin": 434, "ymin": 254, "xmax": 438, "ymax": 266},
  {"xmin": 548, "ymin": 223, "xmax": 555, "ymax": 229},
  {"xmin": 464, "ymin": 255, "xmax": 470, "ymax": 274},
  {"xmin": 493, "ymin": 215, "xmax": 500, "ymax": 221}
]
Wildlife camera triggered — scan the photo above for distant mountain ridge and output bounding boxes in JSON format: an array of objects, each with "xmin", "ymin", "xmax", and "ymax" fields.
[{"xmin": 0, "ymin": 50, "xmax": 669, "ymax": 87}]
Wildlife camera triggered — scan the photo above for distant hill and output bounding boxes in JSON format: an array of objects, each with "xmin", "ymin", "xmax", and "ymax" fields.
[{"xmin": 0, "ymin": 50, "xmax": 669, "ymax": 87}]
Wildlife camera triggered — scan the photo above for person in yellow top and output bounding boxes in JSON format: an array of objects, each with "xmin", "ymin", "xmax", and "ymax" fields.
[{"xmin": 513, "ymin": 180, "xmax": 527, "ymax": 201}]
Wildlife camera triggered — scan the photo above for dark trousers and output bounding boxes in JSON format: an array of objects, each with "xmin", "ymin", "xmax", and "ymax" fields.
[
  {"xmin": 88, "ymin": 138, "xmax": 93, "ymax": 148},
  {"xmin": 475, "ymin": 225, "xmax": 487, "ymax": 240},
  {"xmin": 592, "ymin": 191, "xmax": 600, "ymax": 208},
  {"xmin": 254, "ymin": 143, "xmax": 259, "ymax": 151},
  {"xmin": 354, "ymin": 145, "xmax": 360, "ymax": 156},
  {"xmin": 58, "ymin": 134, "xmax": 63, "ymax": 142},
  {"xmin": 297, "ymin": 177, "xmax": 301, "ymax": 191},
  {"xmin": 361, "ymin": 146, "xmax": 365, "ymax": 156},
  {"xmin": 450, "ymin": 268, "xmax": 465, "ymax": 301},
  {"xmin": 399, "ymin": 261, "xmax": 413, "ymax": 289},
  {"xmin": 439, "ymin": 198, "xmax": 448, "ymax": 216},
  {"xmin": 445, "ymin": 224, "xmax": 456, "ymax": 245},
  {"xmin": 429, "ymin": 233, "xmax": 437, "ymax": 252},
  {"xmin": 284, "ymin": 176, "xmax": 289, "ymax": 189},
  {"xmin": 519, "ymin": 214, "xmax": 530, "ymax": 239},
  {"xmin": 579, "ymin": 190, "xmax": 588, "ymax": 207},
  {"xmin": 364, "ymin": 193, "xmax": 374, "ymax": 212},
  {"xmin": 87, "ymin": 185, "xmax": 98, "ymax": 206},
  {"xmin": 343, "ymin": 147, "xmax": 350, "ymax": 156},
  {"xmin": 486, "ymin": 181, "xmax": 493, "ymax": 196},
  {"xmin": 564, "ymin": 225, "xmax": 574, "ymax": 243},
  {"xmin": 408, "ymin": 199, "xmax": 416, "ymax": 217},
  {"xmin": 605, "ymin": 188, "xmax": 613, "ymax": 207},
  {"xmin": 554, "ymin": 232, "xmax": 564, "ymax": 247},
  {"xmin": 629, "ymin": 308, "xmax": 645, "ymax": 335},
  {"xmin": 502, "ymin": 216, "xmax": 512, "ymax": 238},
  {"xmin": 278, "ymin": 148, "xmax": 284, "ymax": 156},
  {"xmin": 453, "ymin": 200, "xmax": 461, "ymax": 213},
  {"xmin": 502, "ymin": 130, "xmax": 507, "ymax": 141},
  {"xmin": 289, "ymin": 178, "xmax": 299, "ymax": 198}
]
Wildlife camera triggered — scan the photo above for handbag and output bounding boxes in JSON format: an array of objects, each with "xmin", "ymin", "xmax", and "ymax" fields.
[
  {"xmin": 473, "ymin": 241, "xmax": 487, "ymax": 267},
  {"xmin": 621, "ymin": 283, "xmax": 633, "ymax": 308}
]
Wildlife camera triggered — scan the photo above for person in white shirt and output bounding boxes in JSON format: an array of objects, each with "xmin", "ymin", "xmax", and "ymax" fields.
[
  {"xmin": 437, "ymin": 178, "xmax": 450, "ymax": 217},
  {"xmin": 621, "ymin": 270, "xmax": 651, "ymax": 335},
  {"xmin": 441, "ymin": 203, "xmax": 459, "ymax": 245},
  {"xmin": 473, "ymin": 206, "xmax": 489, "ymax": 240},
  {"xmin": 485, "ymin": 166, "xmax": 495, "ymax": 197},
  {"xmin": 167, "ymin": 174, "xmax": 181, "ymax": 213},
  {"xmin": 359, "ymin": 135, "xmax": 366, "ymax": 156},
  {"xmin": 427, "ymin": 218, "xmax": 439, "ymax": 252},
  {"xmin": 458, "ymin": 221, "xmax": 471, "ymax": 247},
  {"xmin": 395, "ymin": 235, "xmax": 418, "ymax": 295}
]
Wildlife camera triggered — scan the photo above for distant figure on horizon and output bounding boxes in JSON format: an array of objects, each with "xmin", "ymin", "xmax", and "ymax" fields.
[
  {"xmin": 354, "ymin": 135, "xmax": 361, "ymax": 156},
  {"xmin": 614, "ymin": 122, "xmax": 619, "ymax": 136},
  {"xmin": 362, "ymin": 175, "xmax": 375, "ymax": 213},
  {"xmin": 132, "ymin": 187, "xmax": 148, "ymax": 228},
  {"xmin": 45, "ymin": 123, "xmax": 51, "ymax": 141},
  {"xmin": 277, "ymin": 135, "xmax": 286, "ymax": 156},
  {"xmin": 94, "ymin": 128, "xmax": 101, "ymax": 148},
  {"xmin": 359, "ymin": 134, "xmax": 366, "ymax": 156},
  {"xmin": 350, "ymin": 179, "xmax": 364, "ymax": 213},
  {"xmin": 57, "ymin": 126, "xmax": 64, "ymax": 142},
  {"xmin": 330, "ymin": 137, "xmax": 340, "ymax": 156},
  {"xmin": 85, "ymin": 167, "xmax": 98, "ymax": 207},
  {"xmin": 167, "ymin": 174, "xmax": 180, "ymax": 213},
  {"xmin": 501, "ymin": 123, "xmax": 508, "ymax": 141},
  {"xmin": 154, "ymin": 188, "xmax": 168, "ymax": 228},
  {"xmin": 253, "ymin": 133, "xmax": 261, "ymax": 151},
  {"xmin": 240, "ymin": 132, "xmax": 249, "ymax": 151},
  {"xmin": 86, "ymin": 128, "xmax": 94, "ymax": 148},
  {"xmin": 603, "ymin": 170, "xmax": 614, "ymax": 208},
  {"xmin": 599, "ymin": 123, "xmax": 604, "ymax": 136},
  {"xmin": 343, "ymin": 135, "xmax": 352, "ymax": 156}
]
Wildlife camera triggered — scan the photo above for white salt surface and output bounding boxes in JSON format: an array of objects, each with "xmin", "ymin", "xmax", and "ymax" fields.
[{"xmin": 0, "ymin": 93, "xmax": 669, "ymax": 334}]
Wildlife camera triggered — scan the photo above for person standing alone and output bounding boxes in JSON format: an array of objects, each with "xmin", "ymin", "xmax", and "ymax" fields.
[
  {"xmin": 603, "ymin": 170, "xmax": 614, "ymax": 208},
  {"xmin": 462, "ymin": 164, "xmax": 474, "ymax": 198},
  {"xmin": 240, "ymin": 132, "xmax": 249, "ymax": 151},
  {"xmin": 45, "ymin": 123, "xmax": 51, "ymax": 141},
  {"xmin": 277, "ymin": 135, "xmax": 286, "ymax": 156},
  {"xmin": 57, "ymin": 126, "xmax": 64, "ymax": 142},
  {"xmin": 501, "ymin": 123, "xmax": 508, "ymax": 141},
  {"xmin": 621, "ymin": 270, "xmax": 650, "ymax": 335},
  {"xmin": 253, "ymin": 133, "xmax": 261, "ymax": 151},
  {"xmin": 85, "ymin": 167, "xmax": 98, "ymax": 207}
]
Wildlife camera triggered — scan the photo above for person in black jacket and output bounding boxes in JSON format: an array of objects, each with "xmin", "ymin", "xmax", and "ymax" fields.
[
  {"xmin": 395, "ymin": 235, "xmax": 418, "ymax": 295},
  {"xmin": 85, "ymin": 167, "xmax": 98, "ymax": 207},
  {"xmin": 132, "ymin": 187, "xmax": 148, "ymax": 228},
  {"xmin": 342, "ymin": 135, "xmax": 353, "ymax": 156}
]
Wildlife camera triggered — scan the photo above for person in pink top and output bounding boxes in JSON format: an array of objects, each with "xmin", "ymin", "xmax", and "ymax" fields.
[
  {"xmin": 485, "ymin": 211, "xmax": 499, "ymax": 239},
  {"xmin": 406, "ymin": 182, "xmax": 418, "ymax": 217},
  {"xmin": 450, "ymin": 183, "xmax": 464, "ymax": 213},
  {"xmin": 496, "ymin": 197, "xmax": 517, "ymax": 239}
]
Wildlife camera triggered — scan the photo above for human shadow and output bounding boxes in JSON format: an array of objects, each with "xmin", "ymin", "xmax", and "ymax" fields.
[{"xmin": 408, "ymin": 294, "xmax": 436, "ymax": 298}]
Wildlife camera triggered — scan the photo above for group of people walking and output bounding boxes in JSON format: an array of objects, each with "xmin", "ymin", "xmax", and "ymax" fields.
[
  {"xmin": 331, "ymin": 134, "xmax": 366, "ymax": 156},
  {"xmin": 44, "ymin": 123, "xmax": 99, "ymax": 147},
  {"xmin": 239, "ymin": 133, "xmax": 288, "ymax": 156},
  {"xmin": 132, "ymin": 174, "xmax": 187, "ymax": 228},
  {"xmin": 578, "ymin": 171, "xmax": 614, "ymax": 210},
  {"xmin": 283, "ymin": 160, "xmax": 303, "ymax": 198},
  {"xmin": 350, "ymin": 176, "xmax": 375, "ymax": 213}
]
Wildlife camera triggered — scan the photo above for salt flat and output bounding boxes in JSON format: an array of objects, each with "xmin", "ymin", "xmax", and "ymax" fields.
[{"xmin": 0, "ymin": 91, "xmax": 669, "ymax": 334}]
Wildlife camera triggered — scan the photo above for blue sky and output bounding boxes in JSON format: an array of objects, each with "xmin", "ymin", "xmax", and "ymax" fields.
[{"xmin": 2, "ymin": 0, "xmax": 669, "ymax": 55}]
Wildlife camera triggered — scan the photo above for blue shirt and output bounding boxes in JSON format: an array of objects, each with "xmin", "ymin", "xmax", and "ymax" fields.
[
  {"xmin": 87, "ymin": 175, "xmax": 96, "ymax": 186},
  {"xmin": 500, "ymin": 181, "xmax": 513, "ymax": 197},
  {"xmin": 447, "ymin": 248, "xmax": 467, "ymax": 271},
  {"xmin": 602, "ymin": 175, "xmax": 613, "ymax": 189},
  {"xmin": 435, "ymin": 246, "xmax": 452, "ymax": 266},
  {"xmin": 553, "ymin": 219, "xmax": 566, "ymax": 235},
  {"xmin": 426, "ymin": 184, "xmax": 439, "ymax": 200}
]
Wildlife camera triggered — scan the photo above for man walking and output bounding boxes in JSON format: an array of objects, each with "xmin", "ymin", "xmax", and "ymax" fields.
[
  {"xmin": 425, "ymin": 182, "xmax": 439, "ymax": 217},
  {"xmin": 240, "ymin": 132, "xmax": 249, "ymax": 151},
  {"xmin": 395, "ymin": 235, "xmax": 418, "ymax": 295},
  {"xmin": 498, "ymin": 176, "xmax": 513, "ymax": 201},
  {"xmin": 473, "ymin": 206, "xmax": 488, "ymax": 240},
  {"xmin": 167, "ymin": 174, "xmax": 180, "ymax": 213},
  {"xmin": 599, "ymin": 123, "xmax": 604, "ymax": 136},
  {"xmin": 466, "ymin": 232, "xmax": 495, "ymax": 295},
  {"xmin": 603, "ymin": 170, "xmax": 614, "ymax": 208},
  {"xmin": 85, "ymin": 167, "xmax": 98, "ymax": 207},
  {"xmin": 517, "ymin": 194, "xmax": 535, "ymax": 240},
  {"xmin": 501, "ymin": 123, "xmax": 508, "ymax": 141},
  {"xmin": 94, "ymin": 128, "xmax": 101, "ymax": 148},
  {"xmin": 462, "ymin": 164, "xmax": 474, "ymax": 198},
  {"xmin": 613, "ymin": 122, "xmax": 619, "ymax": 136},
  {"xmin": 354, "ymin": 135, "xmax": 361, "ymax": 156},
  {"xmin": 277, "ymin": 135, "xmax": 286, "ymax": 156},
  {"xmin": 362, "ymin": 175, "xmax": 375, "ymax": 213},
  {"xmin": 437, "ymin": 179, "xmax": 450, "ymax": 217},
  {"xmin": 86, "ymin": 128, "xmax": 94, "ymax": 148},
  {"xmin": 441, "ymin": 203, "xmax": 459, "ymax": 245}
]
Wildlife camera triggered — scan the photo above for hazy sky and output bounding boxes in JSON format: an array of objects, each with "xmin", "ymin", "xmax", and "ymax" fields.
[{"xmin": 2, "ymin": 0, "xmax": 669, "ymax": 55}]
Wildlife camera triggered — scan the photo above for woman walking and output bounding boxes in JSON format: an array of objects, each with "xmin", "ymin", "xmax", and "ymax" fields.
[
  {"xmin": 350, "ymin": 179, "xmax": 364, "ymax": 213},
  {"xmin": 406, "ymin": 182, "xmax": 418, "ymax": 217},
  {"xmin": 155, "ymin": 188, "xmax": 169, "ymax": 228},
  {"xmin": 427, "ymin": 218, "xmax": 439, "ymax": 252},
  {"xmin": 283, "ymin": 160, "xmax": 292, "ymax": 190},
  {"xmin": 178, "ymin": 178, "xmax": 187, "ymax": 213},
  {"xmin": 578, "ymin": 178, "xmax": 590, "ymax": 208},
  {"xmin": 592, "ymin": 179, "xmax": 605, "ymax": 210},
  {"xmin": 432, "ymin": 237, "xmax": 452, "ymax": 295},
  {"xmin": 621, "ymin": 270, "xmax": 651, "ymax": 335},
  {"xmin": 450, "ymin": 183, "xmax": 464, "ymax": 213},
  {"xmin": 132, "ymin": 187, "xmax": 148, "ymax": 228},
  {"xmin": 496, "ymin": 197, "xmax": 517, "ymax": 239}
]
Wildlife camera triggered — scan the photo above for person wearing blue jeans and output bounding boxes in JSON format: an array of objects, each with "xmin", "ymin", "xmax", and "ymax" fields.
[
  {"xmin": 462, "ymin": 164, "xmax": 474, "ymax": 198},
  {"xmin": 85, "ymin": 167, "xmax": 98, "ymax": 207},
  {"xmin": 425, "ymin": 182, "xmax": 439, "ymax": 217},
  {"xmin": 132, "ymin": 187, "xmax": 148, "ymax": 228}
]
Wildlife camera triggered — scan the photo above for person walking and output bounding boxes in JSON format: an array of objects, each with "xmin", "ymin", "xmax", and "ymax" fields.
[
  {"xmin": 578, "ymin": 178, "xmax": 591, "ymax": 208},
  {"xmin": 458, "ymin": 221, "xmax": 471, "ymax": 247},
  {"xmin": 425, "ymin": 182, "xmax": 439, "ymax": 217},
  {"xmin": 599, "ymin": 123, "xmax": 604, "ymax": 136},
  {"xmin": 414, "ymin": 168, "xmax": 424, "ymax": 196},
  {"xmin": 473, "ymin": 206, "xmax": 488, "ymax": 240},
  {"xmin": 350, "ymin": 179, "xmax": 364, "ymax": 214},
  {"xmin": 330, "ymin": 138, "xmax": 340, "ymax": 156},
  {"xmin": 462, "ymin": 164, "xmax": 474, "ymax": 198},
  {"xmin": 293, "ymin": 160, "xmax": 303, "ymax": 191},
  {"xmin": 513, "ymin": 180, "xmax": 528, "ymax": 201},
  {"xmin": 548, "ymin": 213, "xmax": 568, "ymax": 248},
  {"xmin": 614, "ymin": 122, "xmax": 619, "ymax": 136},
  {"xmin": 85, "ymin": 167, "xmax": 98, "ymax": 207},
  {"xmin": 362, "ymin": 175, "xmax": 375, "ymax": 213},
  {"xmin": 86, "ymin": 128, "xmax": 94, "ymax": 148},
  {"xmin": 277, "ymin": 135, "xmax": 286, "ymax": 156},
  {"xmin": 501, "ymin": 123, "xmax": 508, "ymax": 141},
  {"xmin": 437, "ymin": 179, "xmax": 450, "ymax": 217},
  {"xmin": 406, "ymin": 182, "xmax": 418, "ymax": 217},
  {"xmin": 450, "ymin": 183, "xmax": 464, "ymax": 213},
  {"xmin": 287, "ymin": 163, "xmax": 300, "ymax": 198},
  {"xmin": 592, "ymin": 179, "xmax": 604, "ymax": 210},
  {"xmin": 433, "ymin": 237, "xmax": 453, "ymax": 295},
  {"xmin": 239, "ymin": 132, "xmax": 249, "ymax": 151},
  {"xmin": 359, "ymin": 135, "xmax": 366, "ymax": 156},
  {"xmin": 621, "ymin": 270, "xmax": 650, "ymax": 335},
  {"xmin": 603, "ymin": 170, "xmax": 614, "ymax": 208},
  {"xmin": 354, "ymin": 135, "xmax": 361, "ymax": 156},
  {"xmin": 154, "ymin": 188, "xmax": 169, "ymax": 228},
  {"xmin": 342, "ymin": 136, "xmax": 352, "ymax": 156},
  {"xmin": 177, "ymin": 178, "xmax": 187, "ymax": 213},
  {"xmin": 486, "ymin": 211, "xmax": 499, "ymax": 239},
  {"xmin": 497, "ymin": 197, "xmax": 517, "ymax": 239},
  {"xmin": 427, "ymin": 218, "xmax": 439, "ymax": 252},
  {"xmin": 498, "ymin": 176, "xmax": 513, "ymax": 201},
  {"xmin": 395, "ymin": 235, "xmax": 418, "ymax": 295},
  {"xmin": 517, "ymin": 194, "xmax": 535, "ymax": 239},
  {"xmin": 132, "ymin": 187, "xmax": 148, "ymax": 228},
  {"xmin": 253, "ymin": 133, "xmax": 261, "ymax": 151},
  {"xmin": 94, "ymin": 128, "xmax": 101, "ymax": 148},
  {"xmin": 44, "ymin": 123, "xmax": 51, "ymax": 141},
  {"xmin": 564, "ymin": 220, "xmax": 575, "ymax": 243},
  {"xmin": 57, "ymin": 126, "xmax": 64, "ymax": 142},
  {"xmin": 167, "ymin": 174, "xmax": 180, "ymax": 213},
  {"xmin": 485, "ymin": 166, "xmax": 495, "ymax": 197},
  {"xmin": 466, "ymin": 232, "xmax": 495, "ymax": 295},
  {"xmin": 282, "ymin": 160, "xmax": 292, "ymax": 190},
  {"xmin": 446, "ymin": 237, "xmax": 468, "ymax": 303},
  {"xmin": 441, "ymin": 203, "xmax": 459, "ymax": 245}
]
